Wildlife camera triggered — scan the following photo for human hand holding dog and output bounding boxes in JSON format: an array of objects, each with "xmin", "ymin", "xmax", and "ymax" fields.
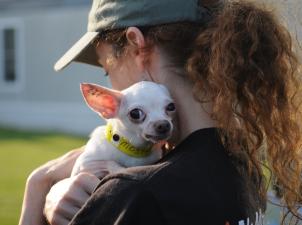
[
  {"xmin": 19, "ymin": 147, "xmax": 125, "ymax": 225},
  {"xmin": 44, "ymin": 172, "xmax": 100, "ymax": 225},
  {"xmin": 19, "ymin": 148, "xmax": 84, "ymax": 225},
  {"xmin": 44, "ymin": 160, "xmax": 125, "ymax": 225}
]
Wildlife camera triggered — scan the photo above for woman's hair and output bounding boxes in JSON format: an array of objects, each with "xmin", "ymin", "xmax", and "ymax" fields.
[
  {"xmin": 187, "ymin": 1, "xmax": 302, "ymax": 223},
  {"xmin": 99, "ymin": 0, "xmax": 302, "ymax": 223}
]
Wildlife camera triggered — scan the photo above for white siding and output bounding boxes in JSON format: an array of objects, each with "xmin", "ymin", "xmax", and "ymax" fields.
[{"xmin": 0, "ymin": 6, "xmax": 108, "ymax": 135}]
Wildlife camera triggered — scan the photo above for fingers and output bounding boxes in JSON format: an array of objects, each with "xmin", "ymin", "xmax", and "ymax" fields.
[
  {"xmin": 42, "ymin": 159, "xmax": 125, "ymax": 225},
  {"xmin": 19, "ymin": 148, "xmax": 86, "ymax": 225},
  {"xmin": 53, "ymin": 203, "xmax": 80, "ymax": 221},
  {"xmin": 44, "ymin": 173, "xmax": 100, "ymax": 225},
  {"xmin": 77, "ymin": 161, "xmax": 109, "ymax": 179},
  {"xmin": 47, "ymin": 214, "xmax": 70, "ymax": 225},
  {"xmin": 77, "ymin": 160, "xmax": 125, "ymax": 179},
  {"xmin": 45, "ymin": 199, "xmax": 80, "ymax": 223},
  {"xmin": 73, "ymin": 172, "xmax": 101, "ymax": 194}
]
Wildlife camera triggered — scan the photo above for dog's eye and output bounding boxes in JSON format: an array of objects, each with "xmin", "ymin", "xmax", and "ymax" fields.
[
  {"xmin": 128, "ymin": 108, "xmax": 146, "ymax": 123},
  {"xmin": 166, "ymin": 103, "xmax": 176, "ymax": 112}
]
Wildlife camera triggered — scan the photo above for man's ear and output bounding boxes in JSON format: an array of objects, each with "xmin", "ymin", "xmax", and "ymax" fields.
[
  {"xmin": 126, "ymin": 27, "xmax": 147, "ymax": 71},
  {"xmin": 80, "ymin": 83, "xmax": 123, "ymax": 119}
]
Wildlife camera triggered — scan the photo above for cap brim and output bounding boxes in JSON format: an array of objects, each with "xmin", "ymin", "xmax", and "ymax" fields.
[{"xmin": 54, "ymin": 32, "xmax": 100, "ymax": 71}]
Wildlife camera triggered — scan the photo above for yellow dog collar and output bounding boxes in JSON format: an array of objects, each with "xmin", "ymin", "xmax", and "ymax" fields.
[{"xmin": 105, "ymin": 124, "xmax": 152, "ymax": 158}]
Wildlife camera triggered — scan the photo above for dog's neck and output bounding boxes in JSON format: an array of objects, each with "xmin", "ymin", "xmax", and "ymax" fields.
[{"xmin": 107, "ymin": 119, "xmax": 151, "ymax": 149}]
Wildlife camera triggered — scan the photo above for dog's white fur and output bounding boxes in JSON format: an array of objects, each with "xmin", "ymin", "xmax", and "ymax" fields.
[{"xmin": 71, "ymin": 81, "xmax": 175, "ymax": 176}]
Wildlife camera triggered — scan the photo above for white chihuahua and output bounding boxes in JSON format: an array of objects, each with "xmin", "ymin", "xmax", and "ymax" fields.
[{"xmin": 71, "ymin": 81, "xmax": 175, "ymax": 176}]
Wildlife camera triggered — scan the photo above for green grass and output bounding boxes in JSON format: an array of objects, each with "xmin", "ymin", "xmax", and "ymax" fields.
[
  {"xmin": 0, "ymin": 128, "xmax": 87, "ymax": 225},
  {"xmin": 0, "ymin": 127, "xmax": 296, "ymax": 225}
]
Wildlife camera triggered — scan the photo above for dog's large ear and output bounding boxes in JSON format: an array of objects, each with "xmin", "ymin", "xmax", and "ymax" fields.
[{"xmin": 80, "ymin": 83, "xmax": 123, "ymax": 119}]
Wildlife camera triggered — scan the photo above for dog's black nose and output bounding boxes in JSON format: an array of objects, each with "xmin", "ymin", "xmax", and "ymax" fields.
[{"xmin": 154, "ymin": 120, "xmax": 171, "ymax": 134}]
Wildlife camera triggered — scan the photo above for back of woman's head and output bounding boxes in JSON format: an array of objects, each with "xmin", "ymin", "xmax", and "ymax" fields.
[
  {"xmin": 100, "ymin": 0, "xmax": 302, "ymax": 222},
  {"xmin": 187, "ymin": 0, "xmax": 302, "ymax": 222}
]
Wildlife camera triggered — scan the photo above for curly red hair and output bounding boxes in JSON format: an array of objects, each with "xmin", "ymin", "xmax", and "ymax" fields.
[{"xmin": 187, "ymin": 0, "xmax": 302, "ymax": 222}]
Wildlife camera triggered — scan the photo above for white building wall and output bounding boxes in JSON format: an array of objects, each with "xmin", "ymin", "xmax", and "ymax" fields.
[{"xmin": 0, "ymin": 6, "xmax": 109, "ymax": 135}]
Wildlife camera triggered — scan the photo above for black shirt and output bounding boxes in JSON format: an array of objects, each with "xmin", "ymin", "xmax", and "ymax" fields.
[{"xmin": 70, "ymin": 128, "xmax": 263, "ymax": 225}]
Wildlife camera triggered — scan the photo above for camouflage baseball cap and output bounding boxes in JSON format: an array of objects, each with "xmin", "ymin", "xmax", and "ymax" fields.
[{"xmin": 54, "ymin": 0, "xmax": 212, "ymax": 71}]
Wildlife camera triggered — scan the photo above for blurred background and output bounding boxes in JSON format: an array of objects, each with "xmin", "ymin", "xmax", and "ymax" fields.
[
  {"xmin": 0, "ymin": 0, "xmax": 301, "ymax": 225},
  {"xmin": 0, "ymin": 1, "xmax": 108, "ymax": 225},
  {"xmin": 0, "ymin": 0, "xmax": 109, "ymax": 136}
]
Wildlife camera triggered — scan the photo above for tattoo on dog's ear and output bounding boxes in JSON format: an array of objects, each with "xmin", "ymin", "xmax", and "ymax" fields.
[{"xmin": 80, "ymin": 83, "xmax": 122, "ymax": 119}]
